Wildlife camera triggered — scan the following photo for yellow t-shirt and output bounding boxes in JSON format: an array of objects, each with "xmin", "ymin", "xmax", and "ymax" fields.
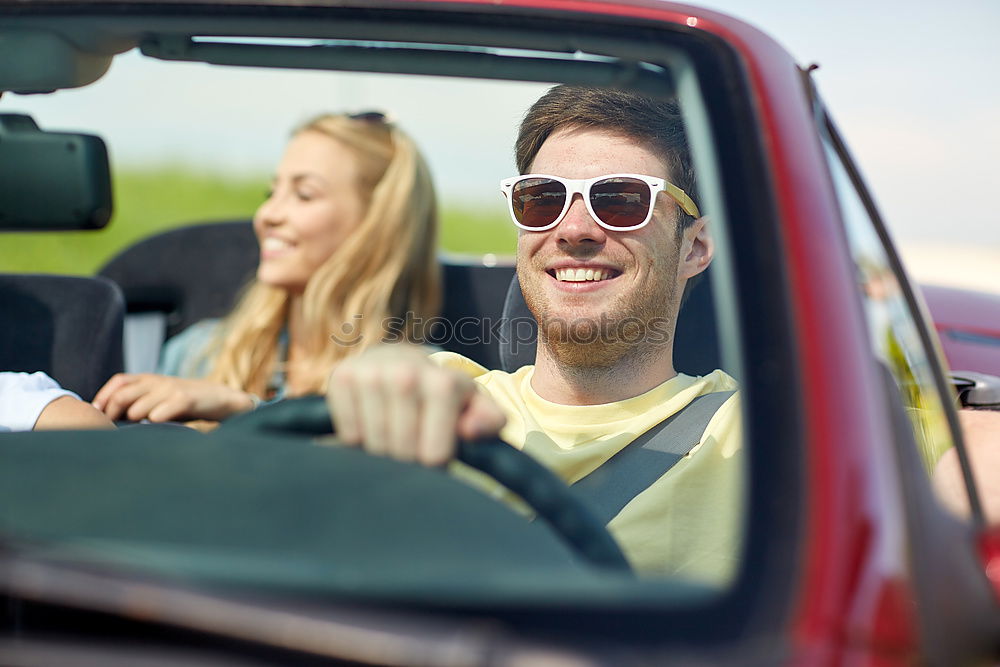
[{"xmin": 433, "ymin": 351, "xmax": 743, "ymax": 585}]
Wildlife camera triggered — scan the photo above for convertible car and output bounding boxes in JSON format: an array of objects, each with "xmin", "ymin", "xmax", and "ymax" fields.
[{"xmin": 1, "ymin": 0, "xmax": 999, "ymax": 664}]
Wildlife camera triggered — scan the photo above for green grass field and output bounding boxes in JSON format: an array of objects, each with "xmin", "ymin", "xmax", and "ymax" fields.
[{"xmin": 0, "ymin": 165, "xmax": 517, "ymax": 275}]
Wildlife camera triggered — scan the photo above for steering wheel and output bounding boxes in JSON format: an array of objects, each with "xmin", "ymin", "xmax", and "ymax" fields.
[{"xmin": 221, "ymin": 395, "xmax": 631, "ymax": 573}]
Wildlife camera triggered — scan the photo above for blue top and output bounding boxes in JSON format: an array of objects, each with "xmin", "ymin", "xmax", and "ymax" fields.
[
  {"xmin": 157, "ymin": 319, "xmax": 219, "ymax": 379},
  {"xmin": 158, "ymin": 319, "xmax": 289, "ymax": 401}
]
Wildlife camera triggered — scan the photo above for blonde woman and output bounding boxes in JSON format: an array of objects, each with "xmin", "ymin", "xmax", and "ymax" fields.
[{"xmin": 93, "ymin": 112, "xmax": 440, "ymax": 423}]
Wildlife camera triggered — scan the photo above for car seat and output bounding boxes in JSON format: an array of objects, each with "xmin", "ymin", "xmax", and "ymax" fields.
[
  {"xmin": 498, "ymin": 271, "xmax": 722, "ymax": 376},
  {"xmin": 99, "ymin": 220, "xmax": 260, "ymax": 373},
  {"xmin": 437, "ymin": 260, "xmax": 515, "ymax": 368},
  {"xmin": 100, "ymin": 220, "xmax": 260, "ymax": 339},
  {"xmin": 0, "ymin": 273, "xmax": 125, "ymax": 401}
]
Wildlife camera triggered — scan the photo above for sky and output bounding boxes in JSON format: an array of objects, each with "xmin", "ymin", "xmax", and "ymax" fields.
[
  {"xmin": 695, "ymin": 0, "xmax": 1000, "ymax": 249},
  {"xmin": 5, "ymin": 0, "xmax": 999, "ymax": 249}
]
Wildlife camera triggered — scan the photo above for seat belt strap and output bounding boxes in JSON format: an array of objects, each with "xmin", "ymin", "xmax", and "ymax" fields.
[{"xmin": 571, "ymin": 390, "xmax": 736, "ymax": 525}]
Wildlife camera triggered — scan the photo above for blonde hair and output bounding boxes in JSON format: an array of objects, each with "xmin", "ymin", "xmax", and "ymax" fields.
[{"xmin": 203, "ymin": 114, "xmax": 441, "ymax": 396}]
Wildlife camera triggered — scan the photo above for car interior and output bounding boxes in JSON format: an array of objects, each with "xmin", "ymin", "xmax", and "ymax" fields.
[
  {"xmin": 0, "ymin": 3, "xmax": 851, "ymax": 662},
  {"xmin": 0, "ymin": 96, "xmax": 731, "ymax": 597}
]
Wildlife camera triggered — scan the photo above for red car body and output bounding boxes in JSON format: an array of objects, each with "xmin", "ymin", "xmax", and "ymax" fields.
[
  {"xmin": 1, "ymin": 1, "xmax": 998, "ymax": 665},
  {"xmin": 923, "ymin": 284, "xmax": 1000, "ymax": 377}
]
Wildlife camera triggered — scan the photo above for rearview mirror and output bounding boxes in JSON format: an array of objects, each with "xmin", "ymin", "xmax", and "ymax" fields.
[{"xmin": 0, "ymin": 113, "xmax": 112, "ymax": 231}]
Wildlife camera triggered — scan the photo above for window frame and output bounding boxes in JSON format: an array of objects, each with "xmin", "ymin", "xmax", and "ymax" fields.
[
  {"xmin": 812, "ymin": 82, "xmax": 1000, "ymax": 661},
  {"xmin": 0, "ymin": 2, "xmax": 810, "ymax": 656}
]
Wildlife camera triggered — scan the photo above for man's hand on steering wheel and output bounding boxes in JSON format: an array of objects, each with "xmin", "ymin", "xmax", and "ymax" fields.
[{"xmin": 326, "ymin": 344, "xmax": 507, "ymax": 466}]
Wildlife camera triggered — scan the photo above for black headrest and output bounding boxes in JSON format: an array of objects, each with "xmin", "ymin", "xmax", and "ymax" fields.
[
  {"xmin": 439, "ymin": 262, "xmax": 516, "ymax": 369},
  {"xmin": 99, "ymin": 220, "xmax": 259, "ymax": 339},
  {"xmin": 498, "ymin": 271, "xmax": 721, "ymax": 376},
  {"xmin": 499, "ymin": 273, "xmax": 538, "ymax": 373},
  {"xmin": 0, "ymin": 274, "xmax": 124, "ymax": 400}
]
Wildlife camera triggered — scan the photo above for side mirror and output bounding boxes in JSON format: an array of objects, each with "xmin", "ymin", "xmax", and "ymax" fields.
[
  {"xmin": 0, "ymin": 113, "xmax": 112, "ymax": 230},
  {"xmin": 951, "ymin": 371, "xmax": 1000, "ymax": 410}
]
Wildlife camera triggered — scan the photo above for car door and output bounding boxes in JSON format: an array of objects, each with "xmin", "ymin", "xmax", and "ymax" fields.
[{"xmin": 816, "ymin": 79, "xmax": 1000, "ymax": 663}]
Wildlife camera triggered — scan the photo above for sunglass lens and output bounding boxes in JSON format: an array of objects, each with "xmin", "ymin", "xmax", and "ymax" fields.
[
  {"xmin": 511, "ymin": 178, "xmax": 567, "ymax": 228},
  {"xmin": 590, "ymin": 177, "xmax": 651, "ymax": 228}
]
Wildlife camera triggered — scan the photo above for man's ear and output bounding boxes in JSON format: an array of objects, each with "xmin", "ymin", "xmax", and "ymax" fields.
[{"xmin": 679, "ymin": 216, "xmax": 713, "ymax": 280}]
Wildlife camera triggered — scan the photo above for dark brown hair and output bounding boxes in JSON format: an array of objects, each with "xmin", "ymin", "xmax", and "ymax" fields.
[{"xmin": 515, "ymin": 85, "xmax": 698, "ymax": 229}]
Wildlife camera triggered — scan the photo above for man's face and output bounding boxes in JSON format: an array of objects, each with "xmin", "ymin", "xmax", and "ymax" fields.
[{"xmin": 516, "ymin": 126, "xmax": 702, "ymax": 368}]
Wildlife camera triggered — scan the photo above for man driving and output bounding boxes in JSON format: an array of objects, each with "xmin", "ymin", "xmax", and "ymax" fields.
[{"xmin": 327, "ymin": 85, "xmax": 741, "ymax": 582}]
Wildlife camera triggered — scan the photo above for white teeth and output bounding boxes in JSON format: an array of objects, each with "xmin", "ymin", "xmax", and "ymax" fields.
[
  {"xmin": 555, "ymin": 268, "xmax": 610, "ymax": 282},
  {"xmin": 262, "ymin": 237, "xmax": 292, "ymax": 252}
]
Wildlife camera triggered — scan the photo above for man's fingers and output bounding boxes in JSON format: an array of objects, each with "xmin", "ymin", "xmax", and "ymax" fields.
[
  {"xmin": 356, "ymin": 367, "xmax": 389, "ymax": 456},
  {"xmin": 327, "ymin": 365, "xmax": 363, "ymax": 444},
  {"xmin": 416, "ymin": 371, "xmax": 469, "ymax": 466},
  {"xmin": 386, "ymin": 366, "xmax": 421, "ymax": 462},
  {"xmin": 456, "ymin": 391, "xmax": 507, "ymax": 442},
  {"xmin": 325, "ymin": 345, "xmax": 480, "ymax": 467}
]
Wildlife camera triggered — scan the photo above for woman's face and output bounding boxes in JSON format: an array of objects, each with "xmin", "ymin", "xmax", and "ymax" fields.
[{"xmin": 254, "ymin": 130, "xmax": 366, "ymax": 293}]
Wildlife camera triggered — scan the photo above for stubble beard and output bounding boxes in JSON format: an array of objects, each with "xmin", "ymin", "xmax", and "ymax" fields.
[{"xmin": 523, "ymin": 269, "xmax": 679, "ymax": 371}]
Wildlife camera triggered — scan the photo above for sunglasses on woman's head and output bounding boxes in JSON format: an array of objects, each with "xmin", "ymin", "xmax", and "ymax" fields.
[
  {"xmin": 500, "ymin": 173, "xmax": 700, "ymax": 232},
  {"xmin": 347, "ymin": 111, "xmax": 392, "ymax": 124}
]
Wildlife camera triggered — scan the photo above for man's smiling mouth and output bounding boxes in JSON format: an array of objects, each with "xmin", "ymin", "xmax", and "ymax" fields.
[{"xmin": 548, "ymin": 268, "xmax": 622, "ymax": 282}]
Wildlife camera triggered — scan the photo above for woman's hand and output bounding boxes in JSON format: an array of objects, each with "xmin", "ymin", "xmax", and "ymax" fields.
[{"xmin": 92, "ymin": 373, "xmax": 257, "ymax": 423}]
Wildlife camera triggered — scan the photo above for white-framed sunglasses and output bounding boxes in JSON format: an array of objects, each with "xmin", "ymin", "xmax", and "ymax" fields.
[{"xmin": 500, "ymin": 173, "xmax": 700, "ymax": 232}]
